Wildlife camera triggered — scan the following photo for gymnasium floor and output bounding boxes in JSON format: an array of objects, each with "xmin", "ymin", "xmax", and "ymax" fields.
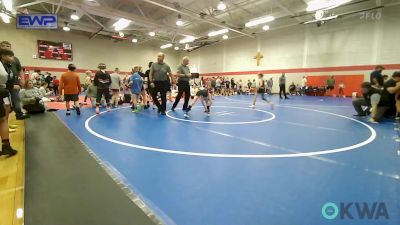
[{"xmin": 55, "ymin": 95, "xmax": 399, "ymax": 225}]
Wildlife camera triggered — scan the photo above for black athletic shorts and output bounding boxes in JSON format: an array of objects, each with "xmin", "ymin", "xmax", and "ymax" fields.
[
  {"xmin": 196, "ymin": 89, "xmax": 208, "ymax": 97},
  {"xmin": 327, "ymin": 86, "xmax": 334, "ymax": 90},
  {"xmin": 257, "ymin": 88, "xmax": 265, "ymax": 93},
  {"xmin": 0, "ymin": 104, "xmax": 5, "ymax": 117},
  {"xmin": 64, "ymin": 94, "xmax": 79, "ymax": 102}
]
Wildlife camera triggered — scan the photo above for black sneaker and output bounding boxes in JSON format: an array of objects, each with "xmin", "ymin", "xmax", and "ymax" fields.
[
  {"xmin": 171, "ymin": 107, "xmax": 175, "ymax": 111},
  {"xmin": 66, "ymin": 110, "xmax": 71, "ymax": 116},
  {"xmin": 160, "ymin": 111, "xmax": 166, "ymax": 115},
  {"xmin": 353, "ymin": 114, "xmax": 366, "ymax": 117},
  {"xmin": 75, "ymin": 106, "xmax": 81, "ymax": 115},
  {"xmin": 144, "ymin": 105, "xmax": 149, "ymax": 109},
  {"xmin": 16, "ymin": 115, "xmax": 28, "ymax": 120},
  {"xmin": 1, "ymin": 145, "xmax": 18, "ymax": 157}
]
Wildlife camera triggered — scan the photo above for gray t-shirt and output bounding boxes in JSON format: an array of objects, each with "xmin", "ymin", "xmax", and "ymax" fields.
[
  {"xmin": 151, "ymin": 62, "xmax": 171, "ymax": 81},
  {"xmin": 177, "ymin": 64, "xmax": 191, "ymax": 82},
  {"xmin": 110, "ymin": 73, "xmax": 121, "ymax": 90},
  {"xmin": 279, "ymin": 76, "xmax": 286, "ymax": 85}
]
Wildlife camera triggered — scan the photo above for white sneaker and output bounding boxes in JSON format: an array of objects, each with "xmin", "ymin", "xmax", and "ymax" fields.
[
  {"xmin": 249, "ymin": 105, "xmax": 255, "ymax": 109},
  {"xmin": 184, "ymin": 113, "xmax": 190, "ymax": 118}
]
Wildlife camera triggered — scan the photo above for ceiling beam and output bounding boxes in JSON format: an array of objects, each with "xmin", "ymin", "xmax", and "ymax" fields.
[
  {"xmin": 133, "ymin": 0, "xmax": 147, "ymax": 18},
  {"xmin": 16, "ymin": 0, "xmax": 48, "ymax": 9},
  {"xmin": 42, "ymin": 0, "xmax": 199, "ymax": 38},
  {"xmin": 40, "ymin": 3, "xmax": 51, "ymax": 13},
  {"xmin": 270, "ymin": 0, "xmax": 303, "ymax": 22},
  {"xmin": 54, "ymin": 0, "xmax": 63, "ymax": 14},
  {"xmin": 79, "ymin": 7, "xmax": 106, "ymax": 29},
  {"xmin": 142, "ymin": 0, "xmax": 255, "ymax": 38}
]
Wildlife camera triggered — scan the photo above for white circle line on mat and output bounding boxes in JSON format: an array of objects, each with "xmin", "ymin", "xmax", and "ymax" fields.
[
  {"xmin": 166, "ymin": 106, "xmax": 276, "ymax": 124},
  {"xmin": 84, "ymin": 105, "xmax": 376, "ymax": 158}
]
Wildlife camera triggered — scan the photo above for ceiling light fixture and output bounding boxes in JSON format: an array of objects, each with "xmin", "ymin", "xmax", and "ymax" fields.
[
  {"xmin": 176, "ymin": 14, "xmax": 184, "ymax": 26},
  {"xmin": 303, "ymin": 14, "xmax": 338, "ymax": 24},
  {"xmin": 0, "ymin": 13, "xmax": 11, "ymax": 24},
  {"xmin": 118, "ymin": 31, "xmax": 124, "ymax": 37},
  {"xmin": 132, "ymin": 38, "xmax": 138, "ymax": 43},
  {"xmin": 174, "ymin": 46, "xmax": 179, "ymax": 50},
  {"xmin": 63, "ymin": 22, "xmax": 70, "ymax": 31},
  {"xmin": 70, "ymin": 10, "xmax": 81, "ymax": 21},
  {"xmin": 245, "ymin": 16, "xmax": 275, "ymax": 27},
  {"xmin": 149, "ymin": 31, "xmax": 156, "ymax": 36},
  {"xmin": 217, "ymin": 0, "xmax": 227, "ymax": 11},
  {"xmin": 306, "ymin": 0, "xmax": 352, "ymax": 12},
  {"xmin": 208, "ymin": 28, "xmax": 228, "ymax": 37},
  {"xmin": 113, "ymin": 18, "xmax": 131, "ymax": 31},
  {"xmin": 314, "ymin": 10, "xmax": 325, "ymax": 20},
  {"xmin": 262, "ymin": 25, "xmax": 270, "ymax": 31},
  {"xmin": 222, "ymin": 34, "xmax": 228, "ymax": 39},
  {"xmin": 3, "ymin": 0, "xmax": 13, "ymax": 11},
  {"xmin": 160, "ymin": 43, "xmax": 173, "ymax": 49},
  {"xmin": 179, "ymin": 35, "xmax": 196, "ymax": 44}
]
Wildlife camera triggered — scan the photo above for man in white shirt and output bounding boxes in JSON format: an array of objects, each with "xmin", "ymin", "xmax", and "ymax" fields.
[{"xmin": 301, "ymin": 76, "xmax": 307, "ymax": 96}]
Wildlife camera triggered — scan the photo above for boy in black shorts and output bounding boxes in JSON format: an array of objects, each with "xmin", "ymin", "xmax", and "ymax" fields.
[{"xmin": 184, "ymin": 87, "xmax": 212, "ymax": 118}]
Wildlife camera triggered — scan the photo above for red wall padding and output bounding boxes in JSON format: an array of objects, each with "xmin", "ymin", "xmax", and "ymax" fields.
[{"xmin": 306, "ymin": 75, "xmax": 364, "ymax": 97}]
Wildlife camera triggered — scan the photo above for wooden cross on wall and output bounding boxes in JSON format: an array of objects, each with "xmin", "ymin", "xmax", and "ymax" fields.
[{"xmin": 254, "ymin": 52, "xmax": 263, "ymax": 66}]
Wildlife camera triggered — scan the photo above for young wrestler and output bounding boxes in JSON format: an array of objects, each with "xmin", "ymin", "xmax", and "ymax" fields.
[
  {"xmin": 184, "ymin": 83, "xmax": 212, "ymax": 118},
  {"xmin": 250, "ymin": 73, "xmax": 274, "ymax": 109},
  {"xmin": 128, "ymin": 66, "xmax": 144, "ymax": 113}
]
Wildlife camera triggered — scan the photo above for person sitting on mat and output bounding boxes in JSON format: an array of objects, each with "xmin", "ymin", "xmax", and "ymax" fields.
[
  {"xmin": 379, "ymin": 71, "xmax": 400, "ymax": 121},
  {"xmin": 19, "ymin": 80, "xmax": 45, "ymax": 114},
  {"xmin": 39, "ymin": 82, "xmax": 53, "ymax": 102},
  {"xmin": 352, "ymin": 82, "xmax": 380, "ymax": 117},
  {"xmin": 184, "ymin": 82, "xmax": 212, "ymax": 118},
  {"xmin": 289, "ymin": 82, "xmax": 296, "ymax": 95}
]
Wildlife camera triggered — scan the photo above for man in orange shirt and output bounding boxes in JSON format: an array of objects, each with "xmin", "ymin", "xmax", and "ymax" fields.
[{"xmin": 59, "ymin": 64, "xmax": 81, "ymax": 115}]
